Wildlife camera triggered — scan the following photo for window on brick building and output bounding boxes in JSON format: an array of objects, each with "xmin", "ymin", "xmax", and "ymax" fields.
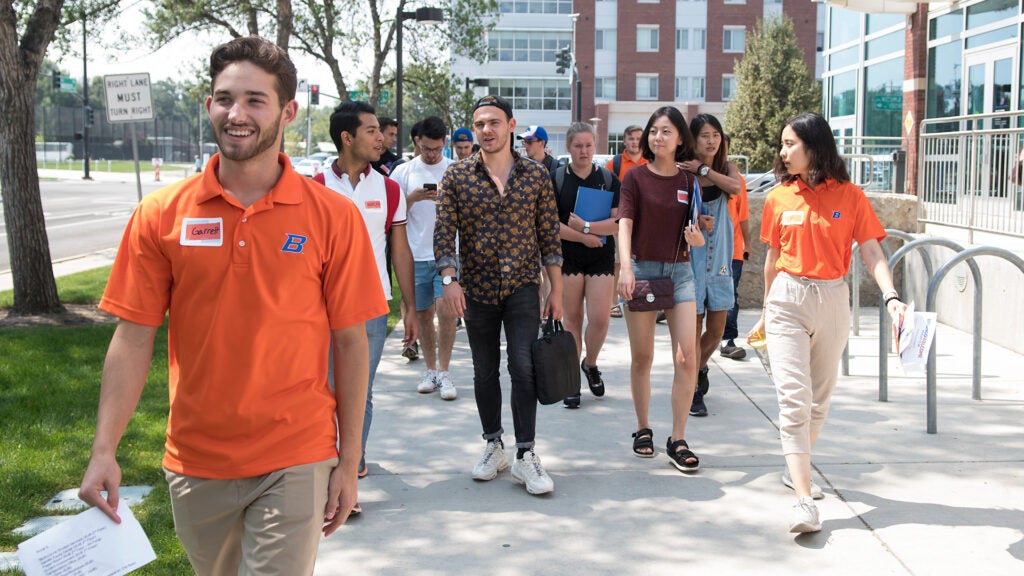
[
  {"xmin": 637, "ymin": 26, "xmax": 660, "ymax": 52},
  {"xmin": 636, "ymin": 74, "xmax": 659, "ymax": 100},
  {"xmin": 722, "ymin": 75, "xmax": 736, "ymax": 100},
  {"xmin": 596, "ymin": 29, "xmax": 617, "ymax": 51},
  {"xmin": 723, "ymin": 26, "xmax": 745, "ymax": 53},
  {"xmin": 595, "ymin": 77, "xmax": 617, "ymax": 100},
  {"xmin": 676, "ymin": 28, "xmax": 689, "ymax": 50}
]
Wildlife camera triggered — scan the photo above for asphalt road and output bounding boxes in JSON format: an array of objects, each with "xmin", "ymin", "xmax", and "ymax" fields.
[{"xmin": 0, "ymin": 179, "xmax": 159, "ymax": 273}]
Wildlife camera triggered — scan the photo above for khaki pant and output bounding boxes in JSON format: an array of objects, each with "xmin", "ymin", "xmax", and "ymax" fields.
[
  {"xmin": 766, "ymin": 273, "xmax": 850, "ymax": 455},
  {"xmin": 165, "ymin": 458, "xmax": 337, "ymax": 576}
]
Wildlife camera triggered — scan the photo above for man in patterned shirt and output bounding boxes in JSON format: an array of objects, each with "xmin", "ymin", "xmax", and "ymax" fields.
[{"xmin": 435, "ymin": 95, "xmax": 563, "ymax": 496}]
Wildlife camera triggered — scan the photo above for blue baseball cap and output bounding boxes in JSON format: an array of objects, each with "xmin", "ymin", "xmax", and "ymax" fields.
[
  {"xmin": 452, "ymin": 127, "xmax": 473, "ymax": 143},
  {"xmin": 517, "ymin": 125, "xmax": 548, "ymax": 143}
]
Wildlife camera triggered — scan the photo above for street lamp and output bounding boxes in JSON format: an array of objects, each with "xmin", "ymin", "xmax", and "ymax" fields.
[
  {"xmin": 396, "ymin": 7, "xmax": 444, "ymax": 155},
  {"xmin": 465, "ymin": 77, "xmax": 489, "ymax": 94}
]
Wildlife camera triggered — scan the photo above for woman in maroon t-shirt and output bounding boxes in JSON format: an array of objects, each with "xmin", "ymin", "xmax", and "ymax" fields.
[{"xmin": 616, "ymin": 106, "xmax": 706, "ymax": 473}]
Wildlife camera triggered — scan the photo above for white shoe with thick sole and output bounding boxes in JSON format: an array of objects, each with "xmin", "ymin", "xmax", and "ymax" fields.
[
  {"xmin": 438, "ymin": 372, "xmax": 457, "ymax": 400},
  {"xmin": 789, "ymin": 496, "xmax": 822, "ymax": 533},
  {"xmin": 417, "ymin": 370, "xmax": 438, "ymax": 394},
  {"xmin": 472, "ymin": 440, "xmax": 508, "ymax": 481},
  {"xmin": 511, "ymin": 449, "xmax": 554, "ymax": 495}
]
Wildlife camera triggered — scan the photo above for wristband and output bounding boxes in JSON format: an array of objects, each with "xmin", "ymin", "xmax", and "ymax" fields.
[{"xmin": 884, "ymin": 294, "xmax": 902, "ymax": 306}]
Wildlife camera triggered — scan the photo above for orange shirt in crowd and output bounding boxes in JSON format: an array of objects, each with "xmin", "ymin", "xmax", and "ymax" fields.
[
  {"xmin": 100, "ymin": 153, "xmax": 388, "ymax": 479},
  {"xmin": 605, "ymin": 153, "xmax": 649, "ymax": 181},
  {"xmin": 728, "ymin": 173, "xmax": 749, "ymax": 261},
  {"xmin": 760, "ymin": 177, "xmax": 885, "ymax": 280}
]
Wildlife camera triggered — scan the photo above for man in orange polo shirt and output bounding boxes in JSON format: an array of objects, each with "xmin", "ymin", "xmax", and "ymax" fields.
[{"xmin": 78, "ymin": 36, "xmax": 388, "ymax": 574}]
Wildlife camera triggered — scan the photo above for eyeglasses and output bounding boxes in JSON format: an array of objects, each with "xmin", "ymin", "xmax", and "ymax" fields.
[
  {"xmin": 420, "ymin": 145, "xmax": 444, "ymax": 154},
  {"xmin": 523, "ymin": 138, "xmax": 539, "ymax": 144}
]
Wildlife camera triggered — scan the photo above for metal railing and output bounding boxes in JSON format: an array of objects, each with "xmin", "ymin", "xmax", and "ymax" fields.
[
  {"xmin": 834, "ymin": 136, "xmax": 904, "ymax": 193},
  {"xmin": 918, "ymin": 111, "xmax": 1024, "ymax": 240}
]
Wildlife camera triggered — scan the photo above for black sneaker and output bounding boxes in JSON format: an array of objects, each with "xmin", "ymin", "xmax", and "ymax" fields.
[
  {"xmin": 697, "ymin": 366, "xmax": 710, "ymax": 396},
  {"xmin": 690, "ymin": 388, "xmax": 708, "ymax": 417},
  {"xmin": 720, "ymin": 340, "xmax": 747, "ymax": 360},
  {"xmin": 563, "ymin": 394, "xmax": 581, "ymax": 409},
  {"xmin": 656, "ymin": 310, "xmax": 667, "ymax": 323},
  {"xmin": 581, "ymin": 359, "xmax": 605, "ymax": 397},
  {"xmin": 402, "ymin": 342, "xmax": 420, "ymax": 361}
]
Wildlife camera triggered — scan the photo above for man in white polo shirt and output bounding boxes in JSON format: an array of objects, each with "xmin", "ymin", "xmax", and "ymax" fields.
[
  {"xmin": 317, "ymin": 100, "xmax": 418, "ymax": 487},
  {"xmin": 390, "ymin": 116, "xmax": 457, "ymax": 401}
]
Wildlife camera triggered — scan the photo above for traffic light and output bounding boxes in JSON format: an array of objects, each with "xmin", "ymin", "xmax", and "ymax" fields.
[
  {"xmin": 84, "ymin": 106, "xmax": 94, "ymax": 127},
  {"xmin": 555, "ymin": 47, "xmax": 571, "ymax": 75},
  {"xmin": 51, "ymin": 69, "xmax": 60, "ymax": 90},
  {"xmin": 310, "ymin": 84, "xmax": 320, "ymax": 105}
]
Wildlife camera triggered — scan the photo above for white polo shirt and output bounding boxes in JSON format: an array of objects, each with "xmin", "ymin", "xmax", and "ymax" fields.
[
  {"xmin": 320, "ymin": 163, "xmax": 407, "ymax": 300},
  {"xmin": 389, "ymin": 155, "xmax": 452, "ymax": 262}
]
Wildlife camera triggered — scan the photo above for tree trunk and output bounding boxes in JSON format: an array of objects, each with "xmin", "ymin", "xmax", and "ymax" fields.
[{"xmin": 0, "ymin": 34, "xmax": 64, "ymax": 315}]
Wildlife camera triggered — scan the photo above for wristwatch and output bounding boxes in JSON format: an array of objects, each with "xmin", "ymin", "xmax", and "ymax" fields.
[
  {"xmin": 442, "ymin": 275, "xmax": 456, "ymax": 286},
  {"xmin": 698, "ymin": 164, "xmax": 710, "ymax": 177},
  {"xmin": 582, "ymin": 222, "xmax": 591, "ymax": 234}
]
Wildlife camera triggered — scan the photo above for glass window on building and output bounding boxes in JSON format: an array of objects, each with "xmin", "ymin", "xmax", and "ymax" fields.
[
  {"xmin": 637, "ymin": 74, "xmax": 659, "ymax": 99},
  {"xmin": 595, "ymin": 77, "xmax": 617, "ymax": 100},
  {"xmin": 830, "ymin": 70, "xmax": 857, "ymax": 117},
  {"xmin": 637, "ymin": 25, "xmax": 660, "ymax": 51},
  {"xmin": 723, "ymin": 26, "xmax": 745, "ymax": 53},
  {"xmin": 596, "ymin": 29, "xmax": 617, "ymax": 51},
  {"xmin": 675, "ymin": 76, "xmax": 686, "ymax": 99},
  {"xmin": 863, "ymin": 57, "xmax": 904, "ymax": 137},
  {"xmin": 722, "ymin": 75, "xmax": 736, "ymax": 100},
  {"xmin": 677, "ymin": 28, "xmax": 689, "ymax": 50},
  {"xmin": 866, "ymin": 13, "xmax": 903, "ymax": 35},
  {"xmin": 492, "ymin": 79, "xmax": 571, "ymax": 111},
  {"xmin": 829, "ymin": 45, "xmax": 859, "ymax": 70},
  {"xmin": 692, "ymin": 77, "xmax": 706, "ymax": 100},
  {"xmin": 608, "ymin": 132, "xmax": 624, "ymax": 154},
  {"xmin": 829, "ymin": 8, "xmax": 861, "ymax": 47},
  {"xmin": 488, "ymin": 31, "xmax": 572, "ymax": 63},
  {"xmin": 694, "ymin": 28, "xmax": 707, "ymax": 50},
  {"xmin": 866, "ymin": 31, "xmax": 903, "ymax": 60},
  {"xmin": 499, "ymin": 0, "xmax": 573, "ymax": 14},
  {"xmin": 929, "ymin": 10, "xmax": 963, "ymax": 40},
  {"xmin": 966, "ymin": 0, "xmax": 1017, "ymax": 30},
  {"xmin": 926, "ymin": 41, "xmax": 962, "ymax": 129}
]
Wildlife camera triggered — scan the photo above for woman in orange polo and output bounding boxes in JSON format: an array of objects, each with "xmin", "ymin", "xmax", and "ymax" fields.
[{"xmin": 750, "ymin": 113, "xmax": 907, "ymax": 534}]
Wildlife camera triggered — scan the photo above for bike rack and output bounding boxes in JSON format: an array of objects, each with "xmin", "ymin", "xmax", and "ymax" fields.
[
  {"xmin": 922, "ymin": 247, "xmax": 1024, "ymax": 433},
  {"xmin": 878, "ymin": 237, "xmax": 972, "ymax": 401}
]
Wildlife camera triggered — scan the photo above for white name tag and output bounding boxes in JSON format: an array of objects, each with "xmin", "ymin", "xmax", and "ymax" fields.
[
  {"xmin": 180, "ymin": 217, "xmax": 224, "ymax": 246},
  {"xmin": 781, "ymin": 211, "xmax": 805, "ymax": 226}
]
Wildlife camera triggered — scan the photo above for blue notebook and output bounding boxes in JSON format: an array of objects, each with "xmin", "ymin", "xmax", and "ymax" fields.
[
  {"xmin": 573, "ymin": 186, "xmax": 615, "ymax": 245},
  {"xmin": 690, "ymin": 178, "xmax": 703, "ymax": 226}
]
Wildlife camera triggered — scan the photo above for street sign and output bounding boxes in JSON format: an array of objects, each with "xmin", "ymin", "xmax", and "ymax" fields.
[
  {"xmin": 348, "ymin": 90, "xmax": 367, "ymax": 101},
  {"xmin": 379, "ymin": 89, "xmax": 390, "ymax": 104},
  {"xmin": 103, "ymin": 73, "xmax": 154, "ymax": 123},
  {"xmin": 59, "ymin": 77, "xmax": 77, "ymax": 93},
  {"xmin": 873, "ymin": 93, "xmax": 903, "ymax": 111},
  {"xmin": 298, "ymin": 78, "xmax": 309, "ymax": 92}
]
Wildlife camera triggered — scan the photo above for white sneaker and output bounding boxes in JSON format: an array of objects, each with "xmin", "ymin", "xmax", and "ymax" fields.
[
  {"xmin": 438, "ymin": 372, "xmax": 457, "ymax": 400},
  {"xmin": 782, "ymin": 470, "xmax": 824, "ymax": 500},
  {"xmin": 417, "ymin": 370, "xmax": 438, "ymax": 393},
  {"xmin": 472, "ymin": 440, "xmax": 508, "ymax": 481},
  {"xmin": 789, "ymin": 496, "xmax": 822, "ymax": 533},
  {"xmin": 511, "ymin": 449, "xmax": 554, "ymax": 495}
]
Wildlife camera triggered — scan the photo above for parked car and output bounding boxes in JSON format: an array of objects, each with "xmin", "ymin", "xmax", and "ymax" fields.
[{"xmin": 294, "ymin": 158, "xmax": 322, "ymax": 177}]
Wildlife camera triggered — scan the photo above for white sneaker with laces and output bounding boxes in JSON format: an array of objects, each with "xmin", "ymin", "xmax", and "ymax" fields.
[
  {"xmin": 417, "ymin": 370, "xmax": 438, "ymax": 393},
  {"xmin": 438, "ymin": 371, "xmax": 457, "ymax": 400},
  {"xmin": 472, "ymin": 440, "xmax": 508, "ymax": 481},
  {"xmin": 782, "ymin": 470, "xmax": 824, "ymax": 500},
  {"xmin": 789, "ymin": 496, "xmax": 821, "ymax": 533},
  {"xmin": 511, "ymin": 449, "xmax": 554, "ymax": 495}
]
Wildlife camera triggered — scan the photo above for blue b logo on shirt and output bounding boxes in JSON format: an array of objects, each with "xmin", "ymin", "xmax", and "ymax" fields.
[
  {"xmin": 832, "ymin": 211, "xmax": 841, "ymax": 219},
  {"xmin": 282, "ymin": 234, "xmax": 307, "ymax": 253}
]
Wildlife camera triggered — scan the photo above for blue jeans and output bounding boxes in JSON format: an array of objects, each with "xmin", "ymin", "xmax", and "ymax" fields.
[
  {"xmin": 722, "ymin": 259, "xmax": 743, "ymax": 341},
  {"xmin": 362, "ymin": 313, "xmax": 388, "ymax": 456},
  {"xmin": 463, "ymin": 285, "xmax": 540, "ymax": 449}
]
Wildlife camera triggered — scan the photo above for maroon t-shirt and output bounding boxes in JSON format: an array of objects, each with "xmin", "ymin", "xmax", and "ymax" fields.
[{"xmin": 618, "ymin": 165, "xmax": 695, "ymax": 262}]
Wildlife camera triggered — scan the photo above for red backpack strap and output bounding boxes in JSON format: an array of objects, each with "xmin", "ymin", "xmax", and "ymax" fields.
[
  {"xmin": 313, "ymin": 172, "xmax": 326, "ymax": 186},
  {"xmin": 384, "ymin": 176, "xmax": 401, "ymax": 233}
]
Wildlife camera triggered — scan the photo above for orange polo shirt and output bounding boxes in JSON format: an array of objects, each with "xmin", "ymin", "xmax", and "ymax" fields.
[
  {"xmin": 729, "ymin": 174, "xmax": 749, "ymax": 260},
  {"xmin": 100, "ymin": 153, "xmax": 388, "ymax": 479},
  {"xmin": 760, "ymin": 178, "xmax": 885, "ymax": 280},
  {"xmin": 605, "ymin": 153, "xmax": 649, "ymax": 181}
]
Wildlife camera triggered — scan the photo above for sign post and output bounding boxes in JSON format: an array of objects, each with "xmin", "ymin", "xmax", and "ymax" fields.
[{"xmin": 104, "ymin": 73, "xmax": 155, "ymax": 201}]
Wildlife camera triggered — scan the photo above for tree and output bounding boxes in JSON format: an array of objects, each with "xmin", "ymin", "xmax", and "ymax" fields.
[
  {"xmin": 2, "ymin": 1, "xmax": 119, "ymax": 315},
  {"xmin": 724, "ymin": 14, "xmax": 821, "ymax": 173}
]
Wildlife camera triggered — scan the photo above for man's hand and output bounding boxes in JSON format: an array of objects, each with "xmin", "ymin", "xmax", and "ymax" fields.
[
  {"xmin": 78, "ymin": 453, "xmax": 123, "ymax": 523},
  {"xmin": 406, "ymin": 186, "xmax": 437, "ymax": 206},
  {"xmin": 543, "ymin": 288, "xmax": 563, "ymax": 321},
  {"xmin": 322, "ymin": 464, "xmax": 358, "ymax": 536},
  {"xmin": 401, "ymin": 314, "xmax": 418, "ymax": 347},
  {"xmin": 442, "ymin": 282, "xmax": 466, "ymax": 318}
]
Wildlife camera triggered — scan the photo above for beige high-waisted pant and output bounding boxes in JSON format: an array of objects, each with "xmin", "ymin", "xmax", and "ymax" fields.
[{"xmin": 765, "ymin": 272, "xmax": 851, "ymax": 455}]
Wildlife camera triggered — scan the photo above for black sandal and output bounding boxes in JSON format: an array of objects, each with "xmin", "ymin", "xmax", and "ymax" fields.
[
  {"xmin": 666, "ymin": 437, "xmax": 700, "ymax": 472},
  {"xmin": 632, "ymin": 428, "xmax": 655, "ymax": 458}
]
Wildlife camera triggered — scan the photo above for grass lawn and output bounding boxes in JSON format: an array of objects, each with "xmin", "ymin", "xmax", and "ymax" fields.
[
  {"xmin": 35, "ymin": 160, "xmax": 192, "ymax": 174},
  {"xmin": 0, "ymin": 267, "xmax": 404, "ymax": 573}
]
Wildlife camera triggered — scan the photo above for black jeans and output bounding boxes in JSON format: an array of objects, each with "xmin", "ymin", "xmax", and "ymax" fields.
[
  {"xmin": 464, "ymin": 285, "xmax": 540, "ymax": 449},
  {"xmin": 723, "ymin": 258, "xmax": 744, "ymax": 341}
]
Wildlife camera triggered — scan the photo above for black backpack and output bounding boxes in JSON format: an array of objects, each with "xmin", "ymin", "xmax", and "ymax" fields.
[{"xmin": 553, "ymin": 163, "xmax": 615, "ymax": 194}]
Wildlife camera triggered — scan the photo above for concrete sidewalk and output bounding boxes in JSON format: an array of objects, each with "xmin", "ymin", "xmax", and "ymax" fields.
[{"xmin": 315, "ymin": 307, "xmax": 1024, "ymax": 575}]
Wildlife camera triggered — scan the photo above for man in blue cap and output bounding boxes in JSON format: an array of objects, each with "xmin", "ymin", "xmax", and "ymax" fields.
[
  {"xmin": 517, "ymin": 125, "xmax": 557, "ymax": 173},
  {"xmin": 452, "ymin": 127, "xmax": 474, "ymax": 160}
]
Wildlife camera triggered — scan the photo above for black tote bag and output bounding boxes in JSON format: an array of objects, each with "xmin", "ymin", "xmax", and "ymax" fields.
[{"xmin": 532, "ymin": 317, "xmax": 581, "ymax": 405}]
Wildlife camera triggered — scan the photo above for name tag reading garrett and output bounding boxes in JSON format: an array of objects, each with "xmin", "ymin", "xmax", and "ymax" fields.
[
  {"xmin": 180, "ymin": 217, "xmax": 224, "ymax": 246},
  {"xmin": 781, "ymin": 211, "xmax": 805, "ymax": 226}
]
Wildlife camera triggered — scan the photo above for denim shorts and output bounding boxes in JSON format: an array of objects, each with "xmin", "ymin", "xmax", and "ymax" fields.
[
  {"xmin": 414, "ymin": 260, "xmax": 441, "ymax": 311},
  {"xmin": 693, "ymin": 265, "xmax": 735, "ymax": 315},
  {"xmin": 631, "ymin": 259, "xmax": 696, "ymax": 304}
]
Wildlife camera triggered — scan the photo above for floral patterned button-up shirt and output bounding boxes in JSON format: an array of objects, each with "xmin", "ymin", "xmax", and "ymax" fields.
[{"xmin": 434, "ymin": 151, "xmax": 562, "ymax": 306}]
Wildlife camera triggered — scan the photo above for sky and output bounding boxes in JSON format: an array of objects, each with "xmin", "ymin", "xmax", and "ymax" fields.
[{"xmin": 50, "ymin": 4, "xmax": 351, "ymax": 103}]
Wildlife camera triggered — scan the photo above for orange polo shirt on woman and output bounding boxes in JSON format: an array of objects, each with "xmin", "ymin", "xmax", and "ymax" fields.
[
  {"xmin": 100, "ymin": 153, "xmax": 388, "ymax": 479},
  {"xmin": 760, "ymin": 178, "xmax": 885, "ymax": 280}
]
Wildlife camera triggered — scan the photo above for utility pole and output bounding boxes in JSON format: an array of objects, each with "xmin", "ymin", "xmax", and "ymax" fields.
[{"xmin": 82, "ymin": 17, "xmax": 92, "ymax": 180}]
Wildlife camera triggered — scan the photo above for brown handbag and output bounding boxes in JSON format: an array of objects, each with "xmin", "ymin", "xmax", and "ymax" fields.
[{"xmin": 626, "ymin": 214, "xmax": 687, "ymax": 313}]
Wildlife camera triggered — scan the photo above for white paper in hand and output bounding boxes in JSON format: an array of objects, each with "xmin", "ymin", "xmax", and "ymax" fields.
[
  {"xmin": 17, "ymin": 500, "xmax": 156, "ymax": 576},
  {"xmin": 895, "ymin": 302, "xmax": 938, "ymax": 375}
]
